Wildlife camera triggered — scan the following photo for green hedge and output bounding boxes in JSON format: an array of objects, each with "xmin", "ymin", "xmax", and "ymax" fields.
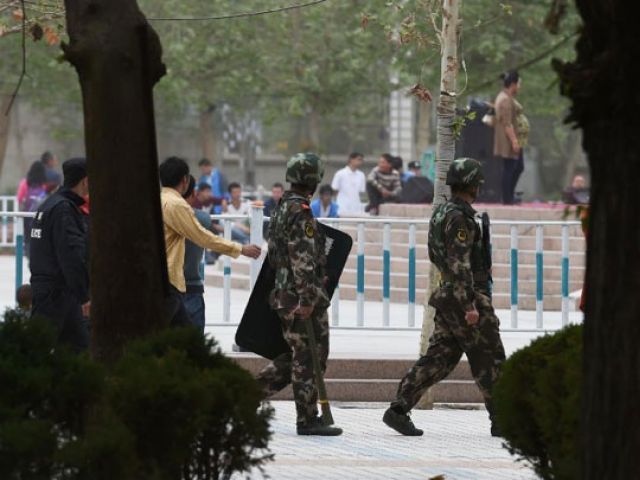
[
  {"xmin": 493, "ymin": 324, "xmax": 582, "ymax": 480},
  {"xmin": 0, "ymin": 310, "xmax": 273, "ymax": 480}
]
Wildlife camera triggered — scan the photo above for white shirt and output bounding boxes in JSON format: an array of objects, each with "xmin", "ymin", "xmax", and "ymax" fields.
[
  {"xmin": 226, "ymin": 201, "xmax": 250, "ymax": 228},
  {"xmin": 331, "ymin": 166, "xmax": 365, "ymax": 215}
]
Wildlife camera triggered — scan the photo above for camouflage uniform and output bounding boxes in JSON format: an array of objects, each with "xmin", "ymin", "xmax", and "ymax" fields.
[
  {"xmin": 256, "ymin": 155, "xmax": 331, "ymax": 426},
  {"xmin": 390, "ymin": 160, "xmax": 506, "ymax": 421}
]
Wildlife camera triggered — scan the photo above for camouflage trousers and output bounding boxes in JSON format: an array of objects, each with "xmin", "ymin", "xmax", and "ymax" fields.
[
  {"xmin": 256, "ymin": 307, "xmax": 329, "ymax": 425},
  {"xmin": 391, "ymin": 292, "xmax": 506, "ymax": 418}
]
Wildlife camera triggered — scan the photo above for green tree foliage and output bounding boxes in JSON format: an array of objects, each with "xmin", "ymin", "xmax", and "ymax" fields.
[
  {"xmin": 0, "ymin": 312, "xmax": 273, "ymax": 480},
  {"xmin": 493, "ymin": 324, "xmax": 581, "ymax": 480},
  {"xmin": 2, "ymin": 0, "xmax": 583, "ymax": 194},
  {"xmin": 369, "ymin": 0, "xmax": 584, "ymax": 196}
]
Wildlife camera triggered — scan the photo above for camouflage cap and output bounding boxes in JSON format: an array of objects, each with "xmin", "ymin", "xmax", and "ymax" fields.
[
  {"xmin": 285, "ymin": 152, "xmax": 325, "ymax": 187},
  {"xmin": 446, "ymin": 157, "xmax": 484, "ymax": 188}
]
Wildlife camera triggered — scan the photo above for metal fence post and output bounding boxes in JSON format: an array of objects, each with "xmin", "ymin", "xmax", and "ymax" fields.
[
  {"xmin": 561, "ymin": 224, "xmax": 570, "ymax": 326},
  {"xmin": 382, "ymin": 223, "xmax": 391, "ymax": 327},
  {"xmin": 249, "ymin": 204, "xmax": 264, "ymax": 289},
  {"xmin": 356, "ymin": 222, "xmax": 365, "ymax": 327},
  {"xmin": 1, "ymin": 197, "xmax": 8, "ymax": 246},
  {"xmin": 223, "ymin": 220, "xmax": 232, "ymax": 323},
  {"xmin": 408, "ymin": 223, "xmax": 416, "ymax": 328},
  {"xmin": 535, "ymin": 225, "xmax": 544, "ymax": 329},
  {"xmin": 331, "ymin": 221, "xmax": 340, "ymax": 327},
  {"xmin": 15, "ymin": 218, "xmax": 24, "ymax": 291},
  {"xmin": 510, "ymin": 225, "xmax": 519, "ymax": 328}
]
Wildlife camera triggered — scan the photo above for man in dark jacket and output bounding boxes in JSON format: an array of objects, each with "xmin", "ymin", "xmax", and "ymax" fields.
[{"xmin": 29, "ymin": 158, "xmax": 90, "ymax": 351}]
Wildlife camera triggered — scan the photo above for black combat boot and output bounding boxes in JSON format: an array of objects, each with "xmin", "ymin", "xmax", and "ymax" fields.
[
  {"xmin": 383, "ymin": 407, "xmax": 424, "ymax": 436},
  {"xmin": 297, "ymin": 416, "xmax": 343, "ymax": 436},
  {"xmin": 490, "ymin": 422, "xmax": 502, "ymax": 437}
]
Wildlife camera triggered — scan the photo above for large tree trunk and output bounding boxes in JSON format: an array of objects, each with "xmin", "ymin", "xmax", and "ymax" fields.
[
  {"xmin": 63, "ymin": 0, "xmax": 169, "ymax": 362},
  {"xmin": 417, "ymin": 0, "xmax": 460, "ymax": 409},
  {"xmin": 562, "ymin": 130, "xmax": 584, "ymax": 188},
  {"xmin": 199, "ymin": 105, "xmax": 216, "ymax": 162},
  {"xmin": 555, "ymin": 1, "xmax": 640, "ymax": 478},
  {"xmin": 0, "ymin": 94, "xmax": 12, "ymax": 179},
  {"xmin": 415, "ymin": 100, "xmax": 432, "ymax": 161}
]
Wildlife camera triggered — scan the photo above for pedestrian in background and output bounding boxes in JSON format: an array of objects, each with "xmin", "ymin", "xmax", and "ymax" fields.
[
  {"xmin": 311, "ymin": 185, "xmax": 339, "ymax": 218},
  {"xmin": 331, "ymin": 152, "xmax": 365, "ymax": 216},
  {"xmin": 198, "ymin": 158, "xmax": 228, "ymax": 214},
  {"xmin": 494, "ymin": 70, "xmax": 525, "ymax": 205},
  {"xmin": 40, "ymin": 151, "xmax": 62, "ymax": 190},
  {"xmin": 225, "ymin": 182, "xmax": 251, "ymax": 244},
  {"xmin": 263, "ymin": 182, "xmax": 284, "ymax": 218},
  {"xmin": 19, "ymin": 161, "xmax": 48, "ymax": 255},
  {"xmin": 182, "ymin": 175, "xmax": 213, "ymax": 331},
  {"xmin": 29, "ymin": 158, "xmax": 90, "ymax": 352},
  {"xmin": 159, "ymin": 157, "xmax": 261, "ymax": 327},
  {"xmin": 366, "ymin": 153, "xmax": 402, "ymax": 215}
]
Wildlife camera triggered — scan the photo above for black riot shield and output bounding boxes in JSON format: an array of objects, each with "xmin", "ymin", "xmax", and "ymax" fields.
[{"xmin": 235, "ymin": 223, "xmax": 353, "ymax": 360}]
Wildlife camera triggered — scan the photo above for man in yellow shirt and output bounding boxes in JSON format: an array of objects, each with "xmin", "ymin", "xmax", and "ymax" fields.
[{"xmin": 159, "ymin": 157, "xmax": 261, "ymax": 326}]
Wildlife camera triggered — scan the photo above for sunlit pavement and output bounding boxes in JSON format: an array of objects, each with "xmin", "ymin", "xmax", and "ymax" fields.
[{"xmin": 245, "ymin": 401, "xmax": 536, "ymax": 480}]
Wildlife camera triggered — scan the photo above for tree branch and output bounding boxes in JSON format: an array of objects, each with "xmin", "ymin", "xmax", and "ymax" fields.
[{"xmin": 4, "ymin": 0, "xmax": 26, "ymax": 116}]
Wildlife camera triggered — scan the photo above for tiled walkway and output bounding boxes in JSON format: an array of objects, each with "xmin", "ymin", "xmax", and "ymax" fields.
[{"xmin": 247, "ymin": 401, "xmax": 536, "ymax": 480}]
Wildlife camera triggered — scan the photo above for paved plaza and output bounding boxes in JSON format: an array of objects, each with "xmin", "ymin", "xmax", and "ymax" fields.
[
  {"xmin": 0, "ymin": 255, "xmax": 560, "ymax": 479},
  {"xmin": 247, "ymin": 401, "xmax": 536, "ymax": 480}
]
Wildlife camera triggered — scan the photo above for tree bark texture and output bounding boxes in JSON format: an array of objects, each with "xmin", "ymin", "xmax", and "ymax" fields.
[
  {"xmin": 419, "ymin": 0, "xmax": 460, "ymax": 354},
  {"xmin": 199, "ymin": 106, "xmax": 216, "ymax": 162},
  {"xmin": 63, "ymin": 0, "xmax": 169, "ymax": 362},
  {"xmin": 555, "ymin": 1, "xmax": 640, "ymax": 477},
  {"xmin": 0, "ymin": 94, "xmax": 12, "ymax": 178},
  {"xmin": 415, "ymin": 100, "xmax": 432, "ymax": 161}
]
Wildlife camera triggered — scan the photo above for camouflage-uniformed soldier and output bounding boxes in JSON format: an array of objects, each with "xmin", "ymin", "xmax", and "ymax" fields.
[
  {"xmin": 383, "ymin": 158, "xmax": 506, "ymax": 437},
  {"xmin": 256, "ymin": 153, "xmax": 343, "ymax": 436}
]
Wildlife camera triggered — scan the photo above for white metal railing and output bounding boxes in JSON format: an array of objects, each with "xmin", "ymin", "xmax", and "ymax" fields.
[
  {"xmin": 1, "ymin": 206, "xmax": 583, "ymax": 332},
  {"xmin": 0, "ymin": 196, "xmax": 19, "ymax": 247}
]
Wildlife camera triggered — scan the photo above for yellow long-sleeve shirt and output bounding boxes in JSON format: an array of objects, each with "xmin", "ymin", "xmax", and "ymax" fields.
[{"xmin": 161, "ymin": 187, "xmax": 242, "ymax": 292}]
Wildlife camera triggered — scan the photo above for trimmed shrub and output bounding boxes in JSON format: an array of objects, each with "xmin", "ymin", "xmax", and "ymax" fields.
[
  {"xmin": 0, "ymin": 311, "xmax": 273, "ymax": 480},
  {"xmin": 109, "ymin": 328, "xmax": 274, "ymax": 480},
  {"xmin": 0, "ymin": 309, "xmax": 116, "ymax": 479},
  {"xmin": 493, "ymin": 324, "xmax": 581, "ymax": 480}
]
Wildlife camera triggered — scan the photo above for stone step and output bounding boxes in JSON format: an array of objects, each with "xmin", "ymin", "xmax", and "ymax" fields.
[
  {"xmin": 231, "ymin": 355, "xmax": 483, "ymax": 403},
  {"xmin": 233, "ymin": 356, "xmax": 471, "ymax": 381},
  {"xmin": 265, "ymin": 379, "xmax": 483, "ymax": 403},
  {"xmin": 379, "ymin": 203, "xmax": 582, "ymax": 222},
  {"xmin": 340, "ymin": 225, "xmax": 586, "ymax": 252},
  {"xmin": 335, "ymin": 286, "xmax": 568, "ymax": 310},
  {"xmin": 206, "ymin": 263, "xmax": 584, "ymax": 290},
  {"xmin": 344, "ymin": 243, "xmax": 584, "ymax": 265},
  {"xmin": 203, "ymin": 271, "xmax": 577, "ymax": 310}
]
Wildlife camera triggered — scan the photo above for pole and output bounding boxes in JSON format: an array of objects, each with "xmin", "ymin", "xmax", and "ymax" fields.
[
  {"xmin": 510, "ymin": 224, "xmax": 519, "ymax": 328},
  {"xmin": 383, "ymin": 223, "xmax": 391, "ymax": 327},
  {"xmin": 304, "ymin": 315, "xmax": 334, "ymax": 425},
  {"xmin": 535, "ymin": 225, "xmax": 544, "ymax": 329},
  {"xmin": 249, "ymin": 204, "xmax": 264, "ymax": 289}
]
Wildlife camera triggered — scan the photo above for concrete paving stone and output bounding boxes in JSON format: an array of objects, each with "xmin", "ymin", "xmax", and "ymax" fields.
[{"xmin": 238, "ymin": 401, "xmax": 536, "ymax": 480}]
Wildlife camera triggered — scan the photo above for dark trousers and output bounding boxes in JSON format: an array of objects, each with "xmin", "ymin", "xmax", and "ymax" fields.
[
  {"xmin": 366, "ymin": 183, "xmax": 397, "ymax": 211},
  {"xmin": 164, "ymin": 285, "xmax": 192, "ymax": 327},
  {"xmin": 31, "ymin": 286, "xmax": 89, "ymax": 352},
  {"xmin": 501, "ymin": 153, "xmax": 524, "ymax": 204},
  {"xmin": 183, "ymin": 292, "xmax": 205, "ymax": 332}
]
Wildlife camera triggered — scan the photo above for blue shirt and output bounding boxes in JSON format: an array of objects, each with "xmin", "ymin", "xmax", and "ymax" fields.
[
  {"xmin": 199, "ymin": 169, "xmax": 227, "ymax": 214},
  {"xmin": 311, "ymin": 199, "xmax": 339, "ymax": 218}
]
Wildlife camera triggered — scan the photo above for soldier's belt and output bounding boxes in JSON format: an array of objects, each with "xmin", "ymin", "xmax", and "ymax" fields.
[{"xmin": 440, "ymin": 272, "xmax": 490, "ymax": 283}]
